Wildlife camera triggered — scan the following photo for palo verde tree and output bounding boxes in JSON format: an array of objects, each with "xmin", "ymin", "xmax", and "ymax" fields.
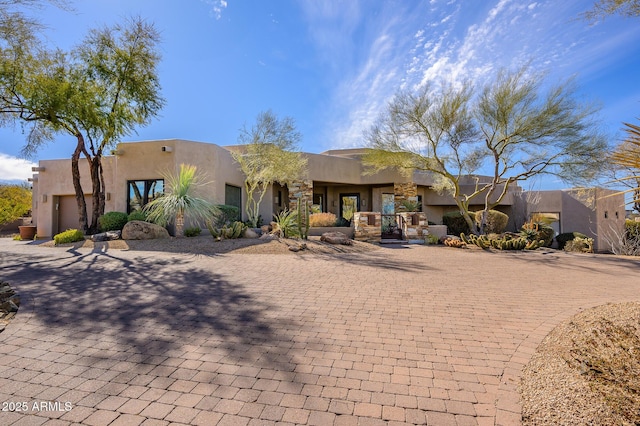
[
  {"xmin": 581, "ymin": 0, "xmax": 640, "ymax": 22},
  {"xmin": 364, "ymin": 66, "xmax": 607, "ymax": 234},
  {"xmin": 231, "ymin": 109, "xmax": 307, "ymax": 227},
  {"xmin": 610, "ymin": 120, "xmax": 640, "ymax": 212},
  {"xmin": 0, "ymin": 16, "xmax": 164, "ymax": 233}
]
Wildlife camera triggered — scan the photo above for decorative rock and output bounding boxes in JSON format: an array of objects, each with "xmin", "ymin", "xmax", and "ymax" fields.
[
  {"xmin": 261, "ymin": 224, "xmax": 272, "ymax": 234},
  {"xmin": 260, "ymin": 233, "xmax": 278, "ymax": 240},
  {"xmin": 243, "ymin": 228, "xmax": 260, "ymax": 239},
  {"xmin": 320, "ymin": 231, "xmax": 353, "ymax": 245},
  {"xmin": 122, "ymin": 221, "xmax": 169, "ymax": 240},
  {"xmin": 91, "ymin": 230, "xmax": 122, "ymax": 242}
]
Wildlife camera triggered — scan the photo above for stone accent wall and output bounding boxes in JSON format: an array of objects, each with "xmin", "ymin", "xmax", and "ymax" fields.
[
  {"xmin": 354, "ymin": 212, "xmax": 381, "ymax": 242},
  {"xmin": 288, "ymin": 180, "xmax": 313, "ymax": 211},
  {"xmin": 399, "ymin": 212, "xmax": 428, "ymax": 241},
  {"xmin": 394, "ymin": 182, "xmax": 418, "ymax": 212}
]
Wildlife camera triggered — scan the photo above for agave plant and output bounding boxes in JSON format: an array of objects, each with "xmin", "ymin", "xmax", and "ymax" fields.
[
  {"xmin": 272, "ymin": 209, "xmax": 297, "ymax": 238},
  {"xmin": 143, "ymin": 164, "xmax": 218, "ymax": 237}
]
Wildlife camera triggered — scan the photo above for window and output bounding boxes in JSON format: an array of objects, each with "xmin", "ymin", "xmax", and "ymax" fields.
[
  {"xmin": 225, "ymin": 184, "xmax": 241, "ymax": 210},
  {"xmin": 127, "ymin": 179, "xmax": 164, "ymax": 213},
  {"xmin": 340, "ymin": 194, "xmax": 360, "ymax": 222}
]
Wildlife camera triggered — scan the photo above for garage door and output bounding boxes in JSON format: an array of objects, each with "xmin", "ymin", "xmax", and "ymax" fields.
[{"xmin": 57, "ymin": 195, "xmax": 93, "ymax": 233}]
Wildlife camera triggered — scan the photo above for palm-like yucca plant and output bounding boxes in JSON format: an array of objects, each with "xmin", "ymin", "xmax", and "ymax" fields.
[
  {"xmin": 611, "ymin": 120, "xmax": 640, "ymax": 210},
  {"xmin": 143, "ymin": 164, "xmax": 217, "ymax": 237}
]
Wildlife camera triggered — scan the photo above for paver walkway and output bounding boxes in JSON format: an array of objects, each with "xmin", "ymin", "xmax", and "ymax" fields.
[{"xmin": 0, "ymin": 239, "xmax": 638, "ymax": 426}]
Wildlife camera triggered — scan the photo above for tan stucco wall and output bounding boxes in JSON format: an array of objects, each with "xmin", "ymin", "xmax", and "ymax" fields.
[
  {"xmin": 31, "ymin": 139, "xmax": 525, "ymax": 237},
  {"xmin": 33, "ymin": 157, "xmax": 117, "ymax": 238},
  {"xmin": 33, "ymin": 139, "xmax": 247, "ymax": 237},
  {"xmin": 529, "ymin": 188, "xmax": 625, "ymax": 252}
]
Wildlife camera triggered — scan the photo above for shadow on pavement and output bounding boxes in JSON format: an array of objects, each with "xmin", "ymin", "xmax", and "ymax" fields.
[{"xmin": 0, "ymin": 249, "xmax": 299, "ymax": 372}]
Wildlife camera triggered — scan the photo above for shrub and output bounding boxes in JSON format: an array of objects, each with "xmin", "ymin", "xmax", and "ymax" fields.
[
  {"xmin": 0, "ymin": 184, "xmax": 32, "ymax": 226},
  {"xmin": 98, "ymin": 211, "xmax": 129, "ymax": 232},
  {"xmin": 520, "ymin": 218, "xmax": 555, "ymax": 247},
  {"xmin": 475, "ymin": 210, "xmax": 509, "ymax": 234},
  {"xmin": 212, "ymin": 204, "xmax": 240, "ymax": 227},
  {"xmin": 442, "ymin": 211, "xmax": 472, "ymax": 236},
  {"xmin": 556, "ymin": 232, "xmax": 587, "ymax": 250},
  {"xmin": 309, "ymin": 212, "xmax": 337, "ymax": 227},
  {"xmin": 626, "ymin": 220, "xmax": 640, "ymax": 240},
  {"xmin": 183, "ymin": 227, "xmax": 202, "ymax": 237},
  {"xmin": 128, "ymin": 210, "xmax": 147, "ymax": 222},
  {"xmin": 54, "ymin": 229, "xmax": 85, "ymax": 245},
  {"xmin": 564, "ymin": 236, "xmax": 594, "ymax": 253},
  {"xmin": 426, "ymin": 234, "xmax": 439, "ymax": 245},
  {"xmin": 273, "ymin": 209, "xmax": 297, "ymax": 238}
]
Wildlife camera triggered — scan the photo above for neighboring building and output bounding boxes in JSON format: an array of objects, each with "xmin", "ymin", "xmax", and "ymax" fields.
[{"xmin": 30, "ymin": 139, "xmax": 521, "ymax": 238}]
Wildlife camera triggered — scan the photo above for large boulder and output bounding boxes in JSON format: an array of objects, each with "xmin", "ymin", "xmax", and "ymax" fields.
[
  {"xmin": 122, "ymin": 221, "xmax": 169, "ymax": 240},
  {"xmin": 243, "ymin": 228, "xmax": 260, "ymax": 239},
  {"xmin": 320, "ymin": 231, "xmax": 353, "ymax": 245}
]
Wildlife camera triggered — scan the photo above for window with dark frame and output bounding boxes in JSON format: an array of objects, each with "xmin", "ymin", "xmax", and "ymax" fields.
[{"xmin": 127, "ymin": 179, "xmax": 164, "ymax": 214}]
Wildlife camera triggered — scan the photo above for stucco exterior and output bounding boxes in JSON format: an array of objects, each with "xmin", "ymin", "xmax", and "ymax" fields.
[
  {"xmin": 30, "ymin": 139, "xmax": 526, "ymax": 239},
  {"xmin": 525, "ymin": 188, "xmax": 626, "ymax": 252}
]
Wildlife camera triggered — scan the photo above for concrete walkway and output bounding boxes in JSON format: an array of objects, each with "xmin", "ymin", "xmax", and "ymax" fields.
[{"xmin": 0, "ymin": 239, "xmax": 638, "ymax": 426}]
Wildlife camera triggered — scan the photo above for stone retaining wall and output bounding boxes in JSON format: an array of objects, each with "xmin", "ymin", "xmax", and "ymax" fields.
[
  {"xmin": 353, "ymin": 212, "xmax": 382, "ymax": 242},
  {"xmin": 399, "ymin": 212, "xmax": 428, "ymax": 241}
]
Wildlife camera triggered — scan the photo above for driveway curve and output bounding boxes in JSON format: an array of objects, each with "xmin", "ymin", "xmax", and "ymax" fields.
[{"xmin": 0, "ymin": 239, "xmax": 638, "ymax": 425}]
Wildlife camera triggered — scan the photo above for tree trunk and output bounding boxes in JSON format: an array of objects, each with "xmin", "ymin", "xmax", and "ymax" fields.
[
  {"xmin": 88, "ymin": 155, "xmax": 106, "ymax": 234},
  {"xmin": 71, "ymin": 135, "xmax": 88, "ymax": 233},
  {"xmin": 175, "ymin": 211, "xmax": 184, "ymax": 237}
]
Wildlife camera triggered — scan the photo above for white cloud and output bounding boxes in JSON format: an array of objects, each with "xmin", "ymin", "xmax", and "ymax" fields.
[
  {"xmin": 304, "ymin": 0, "xmax": 640, "ymax": 151},
  {"xmin": 0, "ymin": 153, "xmax": 36, "ymax": 182},
  {"xmin": 201, "ymin": 0, "xmax": 228, "ymax": 20}
]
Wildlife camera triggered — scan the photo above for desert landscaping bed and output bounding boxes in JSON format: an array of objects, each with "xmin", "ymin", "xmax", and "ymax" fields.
[{"xmin": 38, "ymin": 234, "xmax": 380, "ymax": 255}]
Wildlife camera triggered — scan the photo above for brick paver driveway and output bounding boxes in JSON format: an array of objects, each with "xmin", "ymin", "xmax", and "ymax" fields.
[{"xmin": 0, "ymin": 239, "xmax": 638, "ymax": 425}]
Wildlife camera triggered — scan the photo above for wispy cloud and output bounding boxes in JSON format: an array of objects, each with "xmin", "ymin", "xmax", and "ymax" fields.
[
  {"xmin": 0, "ymin": 153, "xmax": 36, "ymax": 182},
  {"xmin": 201, "ymin": 0, "xmax": 228, "ymax": 20},
  {"xmin": 303, "ymin": 0, "xmax": 640, "ymax": 150}
]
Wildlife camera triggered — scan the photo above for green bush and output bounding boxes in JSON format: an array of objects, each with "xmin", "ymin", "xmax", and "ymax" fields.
[
  {"xmin": 475, "ymin": 210, "xmax": 509, "ymax": 234},
  {"xmin": 442, "ymin": 211, "xmax": 472, "ymax": 236},
  {"xmin": 99, "ymin": 211, "xmax": 129, "ymax": 232},
  {"xmin": 183, "ymin": 227, "xmax": 202, "ymax": 237},
  {"xmin": 211, "ymin": 205, "xmax": 240, "ymax": 227},
  {"xmin": 273, "ymin": 209, "xmax": 297, "ymax": 238},
  {"xmin": 520, "ymin": 219, "xmax": 555, "ymax": 247},
  {"xmin": 127, "ymin": 210, "xmax": 147, "ymax": 222},
  {"xmin": 556, "ymin": 232, "xmax": 587, "ymax": 250},
  {"xmin": 0, "ymin": 184, "xmax": 32, "ymax": 226},
  {"xmin": 426, "ymin": 234, "xmax": 440, "ymax": 245},
  {"xmin": 54, "ymin": 229, "xmax": 85, "ymax": 245},
  {"xmin": 626, "ymin": 220, "xmax": 640, "ymax": 239}
]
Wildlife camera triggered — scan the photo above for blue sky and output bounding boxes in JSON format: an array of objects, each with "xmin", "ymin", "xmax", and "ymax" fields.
[{"xmin": 1, "ymin": 0, "xmax": 640, "ymax": 188}]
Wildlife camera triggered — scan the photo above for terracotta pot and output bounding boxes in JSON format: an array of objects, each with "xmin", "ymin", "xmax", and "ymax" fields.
[{"xmin": 18, "ymin": 225, "xmax": 37, "ymax": 240}]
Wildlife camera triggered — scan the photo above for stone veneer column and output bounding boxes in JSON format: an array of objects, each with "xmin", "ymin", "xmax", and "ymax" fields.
[
  {"xmin": 288, "ymin": 180, "xmax": 313, "ymax": 211},
  {"xmin": 394, "ymin": 182, "xmax": 418, "ymax": 212}
]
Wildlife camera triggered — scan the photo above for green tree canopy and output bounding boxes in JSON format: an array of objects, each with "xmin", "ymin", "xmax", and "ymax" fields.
[
  {"xmin": 0, "ymin": 15, "xmax": 164, "ymax": 233},
  {"xmin": 0, "ymin": 183, "xmax": 31, "ymax": 227},
  {"xmin": 231, "ymin": 110, "xmax": 307, "ymax": 227}
]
